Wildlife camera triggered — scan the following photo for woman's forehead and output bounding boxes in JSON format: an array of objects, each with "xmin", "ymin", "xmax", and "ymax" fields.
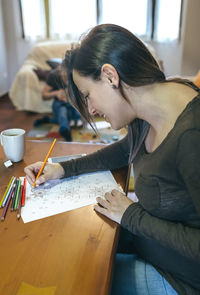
[
  {"xmin": 72, "ymin": 69, "xmax": 79, "ymax": 81},
  {"xmin": 72, "ymin": 70, "xmax": 85, "ymax": 83},
  {"xmin": 73, "ymin": 70, "xmax": 94, "ymax": 88}
]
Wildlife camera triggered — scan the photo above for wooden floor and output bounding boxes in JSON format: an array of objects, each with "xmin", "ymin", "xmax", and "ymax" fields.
[{"xmin": 0, "ymin": 93, "xmax": 49, "ymax": 134}]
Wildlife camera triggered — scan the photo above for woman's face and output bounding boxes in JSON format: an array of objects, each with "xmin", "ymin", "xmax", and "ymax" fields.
[{"xmin": 73, "ymin": 70, "xmax": 135, "ymax": 130}]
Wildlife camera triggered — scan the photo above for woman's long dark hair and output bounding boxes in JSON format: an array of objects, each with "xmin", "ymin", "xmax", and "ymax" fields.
[{"xmin": 62, "ymin": 24, "xmax": 194, "ymax": 161}]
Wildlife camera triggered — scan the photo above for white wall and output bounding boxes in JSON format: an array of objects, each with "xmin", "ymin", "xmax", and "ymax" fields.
[
  {"xmin": 0, "ymin": 0, "xmax": 8, "ymax": 95},
  {"xmin": 151, "ymin": 41, "xmax": 182, "ymax": 77},
  {"xmin": 181, "ymin": 0, "xmax": 200, "ymax": 75},
  {"xmin": 151, "ymin": 0, "xmax": 200, "ymax": 77},
  {"xmin": 1, "ymin": 0, "xmax": 34, "ymax": 95}
]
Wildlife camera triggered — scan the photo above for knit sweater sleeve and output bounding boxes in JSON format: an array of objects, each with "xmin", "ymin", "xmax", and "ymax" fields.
[
  {"xmin": 121, "ymin": 129, "xmax": 200, "ymax": 263},
  {"xmin": 60, "ymin": 134, "xmax": 130, "ymax": 178},
  {"xmin": 176, "ymin": 129, "xmax": 200, "ymax": 214}
]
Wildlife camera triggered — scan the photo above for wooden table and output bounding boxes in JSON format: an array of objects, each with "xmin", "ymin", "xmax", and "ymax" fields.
[{"xmin": 0, "ymin": 140, "xmax": 128, "ymax": 295}]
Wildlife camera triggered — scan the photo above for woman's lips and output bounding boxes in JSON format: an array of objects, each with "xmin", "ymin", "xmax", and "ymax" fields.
[{"xmin": 103, "ymin": 114, "xmax": 109, "ymax": 122}]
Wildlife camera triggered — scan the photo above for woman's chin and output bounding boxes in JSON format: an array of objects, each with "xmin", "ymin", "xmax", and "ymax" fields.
[
  {"xmin": 106, "ymin": 117, "xmax": 124, "ymax": 130},
  {"xmin": 110, "ymin": 122, "xmax": 122, "ymax": 131}
]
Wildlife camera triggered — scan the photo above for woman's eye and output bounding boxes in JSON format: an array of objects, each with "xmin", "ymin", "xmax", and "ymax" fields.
[{"xmin": 84, "ymin": 95, "xmax": 89, "ymax": 103}]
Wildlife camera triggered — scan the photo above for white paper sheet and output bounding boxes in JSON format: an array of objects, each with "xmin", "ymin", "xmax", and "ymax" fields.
[{"xmin": 21, "ymin": 171, "xmax": 122, "ymax": 223}]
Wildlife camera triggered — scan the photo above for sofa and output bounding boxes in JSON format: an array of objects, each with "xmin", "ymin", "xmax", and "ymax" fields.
[
  {"xmin": 9, "ymin": 41, "xmax": 73, "ymax": 113},
  {"xmin": 9, "ymin": 40, "xmax": 164, "ymax": 114}
]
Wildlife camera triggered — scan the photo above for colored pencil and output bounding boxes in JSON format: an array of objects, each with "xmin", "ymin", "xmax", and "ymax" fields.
[
  {"xmin": 21, "ymin": 177, "xmax": 26, "ymax": 206},
  {"xmin": 14, "ymin": 179, "xmax": 21, "ymax": 210},
  {"xmin": 33, "ymin": 138, "xmax": 57, "ymax": 188},
  {"xmin": 0, "ymin": 176, "xmax": 14, "ymax": 208},
  {"xmin": 16, "ymin": 181, "xmax": 22, "ymax": 210},
  {"xmin": 11, "ymin": 180, "xmax": 18, "ymax": 211},
  {"xmin": 16, "ymin": 184, "xmax": 22, "ymax": 210},
  {"xmin": 17, "ymin": 184, "xmax": 23, "ymax": 220},
  {"xmin": 1, "ymin": 183, "xmax": 15, "ymax": 221},
  {"xmin": 2, "ymin": 177, "xmax": 16, "ymax": 207}
]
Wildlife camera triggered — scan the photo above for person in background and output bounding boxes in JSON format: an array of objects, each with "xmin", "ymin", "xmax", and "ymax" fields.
[
  {"xmin": 34, "ymin": 65, "xmax": 83, "ymax": 141},
  {"xmin": 25, "ymin": 24, "xmax": 200, "ymax": 295}
]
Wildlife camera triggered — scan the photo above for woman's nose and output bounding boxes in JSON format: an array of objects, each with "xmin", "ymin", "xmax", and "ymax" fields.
[{"xmin": 88, "ymin": 100, "xmax": 97, "ymax": 116}]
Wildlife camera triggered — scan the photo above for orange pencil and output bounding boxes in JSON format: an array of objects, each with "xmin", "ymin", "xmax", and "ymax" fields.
[{"xmin": 32, "ymin": 138, "xmax": 57, "ymax": 188}]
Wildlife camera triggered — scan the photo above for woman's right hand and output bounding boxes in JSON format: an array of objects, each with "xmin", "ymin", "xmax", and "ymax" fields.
[{"xmin": 24, "ymin": 162, "xmax": 65, "ymax": 186}]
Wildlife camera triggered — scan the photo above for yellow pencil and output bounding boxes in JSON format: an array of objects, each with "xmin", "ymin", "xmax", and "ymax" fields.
[
  {"xmin": 0, "ymin": 176, "xmax": 14, "ymax": 208},
  {"xmin": 32, "ymin": 138, "xmax": 57, "ymax": 188}
]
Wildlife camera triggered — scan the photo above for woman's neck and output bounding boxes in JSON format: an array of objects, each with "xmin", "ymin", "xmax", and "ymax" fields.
[{"xmin": 126, "ymin": 82, "xmax": 197, "ymax": 133}]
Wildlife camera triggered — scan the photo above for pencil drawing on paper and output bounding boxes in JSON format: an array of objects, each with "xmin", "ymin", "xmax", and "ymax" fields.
[{"xmin": 21, "ymin": 171, "xmax": 121, "ymax": 223}]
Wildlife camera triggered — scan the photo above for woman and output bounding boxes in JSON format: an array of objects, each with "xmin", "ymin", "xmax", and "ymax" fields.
[{"xmin": 25, "ymin": 24, "xmax": 200, "ymax": 295}]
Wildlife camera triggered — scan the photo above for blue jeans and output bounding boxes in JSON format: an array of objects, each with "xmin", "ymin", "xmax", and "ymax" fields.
[
  {"xmin": 110, "ymin": 254, "xmax": 178, "ymax": 295},
  {"xmin": 51, "ymin": 100, "xmax": 81, "ymax": 131},
  {"xmin": 110, "ymin": 229, "xmax": 178, "ymax": 295}
]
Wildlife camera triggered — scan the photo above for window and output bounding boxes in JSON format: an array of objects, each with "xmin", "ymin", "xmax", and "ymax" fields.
[
  {"xmin": 20, "ymin": 0, "xmax": 46, "ymax": 40},
  {"xmin": 101, "ymin": 0, "xmax": 149, "ymax": 38},
  {"xmin": 100, "ymin": 0, "xmax": 182, "ymax": 42},
  {"xmin": 49, "ymin": 0, "xmax": 97, "ymax": 40},
  {"xmin": 19, "ymin": 0, "xmax": 183, "ymax": 43},
  {"xmin": 154, "ymin": 0, "xmax": 182, "ymax": 42}
]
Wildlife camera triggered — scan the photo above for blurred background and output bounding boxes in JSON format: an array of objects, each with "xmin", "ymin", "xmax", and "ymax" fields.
[{"xmin": 0, "ymin": 0, "xmax": 200, "ymax": 96}]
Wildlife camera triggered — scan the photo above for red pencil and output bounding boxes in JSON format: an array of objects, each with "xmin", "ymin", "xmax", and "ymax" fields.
[{"xmin": 21, "ymin": 178, "xmax": 26, "ymax": 207}]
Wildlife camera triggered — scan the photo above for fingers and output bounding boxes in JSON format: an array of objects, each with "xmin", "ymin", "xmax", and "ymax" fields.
[
  {"xmin": 24, "ymin": 161, "xmax": 44, "ymax": 185},
  {"xmin": 96, "ymin": 196, "xmax": 111, "ymax": 210},
  {"xmin": 96, "ymin": 189, "xmax": 122, "ymax": 209},
  {"xmin": 104, "ymin": 192, "xmax": 114, "ymax": 202},
  {"xmin": 35, "ymin": 164, "xmax": 56, "ymax": 185},
  {"xmin": 111, "ymin": 189, "xmax": 125, "ymax": 197},
  {"xmin": 35, "ymin": 175, "xmax": 46, "ymax": 186},
  {"xmin": 26, "ymin": 174, "xmax": 34, "ymax": 186},
  {"xmin": 94, "ymin": 204, "xmax": 110, "ymax": 219},
  {"xmin": 103, "ymin": 189, "xmax": 124, "ymax": 202},
  {"xmin": 94, "ymin": 189, "xmax": 132, "ymax": 224},
  {"xmin": 24, "ymin": 162, "xmax": 64, "ymax": 186}
]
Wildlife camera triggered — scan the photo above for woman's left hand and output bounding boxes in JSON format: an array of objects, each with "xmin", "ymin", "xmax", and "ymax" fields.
[{"xmin": 94, "ymin": 189, "xmax": 133, "ymax": 224}]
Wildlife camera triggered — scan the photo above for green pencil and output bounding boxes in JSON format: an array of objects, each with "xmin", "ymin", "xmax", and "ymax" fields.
[
  {"xmin": 14, "ymin": 179, "xmax": 21, "ymax": 210},
  {"xmin": 16, "ymin": 184, "xmax": 23, "ymax": 210}
]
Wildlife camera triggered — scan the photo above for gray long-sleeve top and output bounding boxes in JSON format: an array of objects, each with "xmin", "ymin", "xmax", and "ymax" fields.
[{"xmin": 60, "ymin": 95, "xmax": 200, "ymax": 295}]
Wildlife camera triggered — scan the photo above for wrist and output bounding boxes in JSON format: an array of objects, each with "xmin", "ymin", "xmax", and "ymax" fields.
[{"xmin": 57, "ymin": 163, "xmax": 65, "ymax": 178}]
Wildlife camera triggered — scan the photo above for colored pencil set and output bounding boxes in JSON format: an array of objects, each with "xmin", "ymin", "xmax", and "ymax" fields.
[
  {"xmin": 0, "ymin": 139, "xmax": 57, "ymax": 222},
  {"xmin": 0, "ymin": 176, "xmax": 26, "ymax": 221}
]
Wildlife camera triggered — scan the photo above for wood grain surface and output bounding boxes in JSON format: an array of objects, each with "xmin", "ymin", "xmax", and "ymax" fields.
[{"xmin": 0, "ymin": 140, "xmax": 127, "ymax": 295}]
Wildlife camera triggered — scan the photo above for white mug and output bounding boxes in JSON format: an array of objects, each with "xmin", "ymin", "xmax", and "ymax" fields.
[{"xmin": 0, "ymin": 128, "xmax": 25, "ymax": 162}]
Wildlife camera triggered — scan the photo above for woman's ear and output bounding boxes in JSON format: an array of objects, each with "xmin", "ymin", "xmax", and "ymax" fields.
[{"xmin": 101, "ymin": 64, "xmax": 119, "ymax": 88}]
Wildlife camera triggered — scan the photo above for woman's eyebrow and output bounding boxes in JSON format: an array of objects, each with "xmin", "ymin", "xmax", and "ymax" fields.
[
  {"xmin": 79, "ymin": 89, "xmax": 86, "ymax": 96},
  {"xmin": 78, "ymin": 90, "xmax": 85, "ymax": 99}
]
